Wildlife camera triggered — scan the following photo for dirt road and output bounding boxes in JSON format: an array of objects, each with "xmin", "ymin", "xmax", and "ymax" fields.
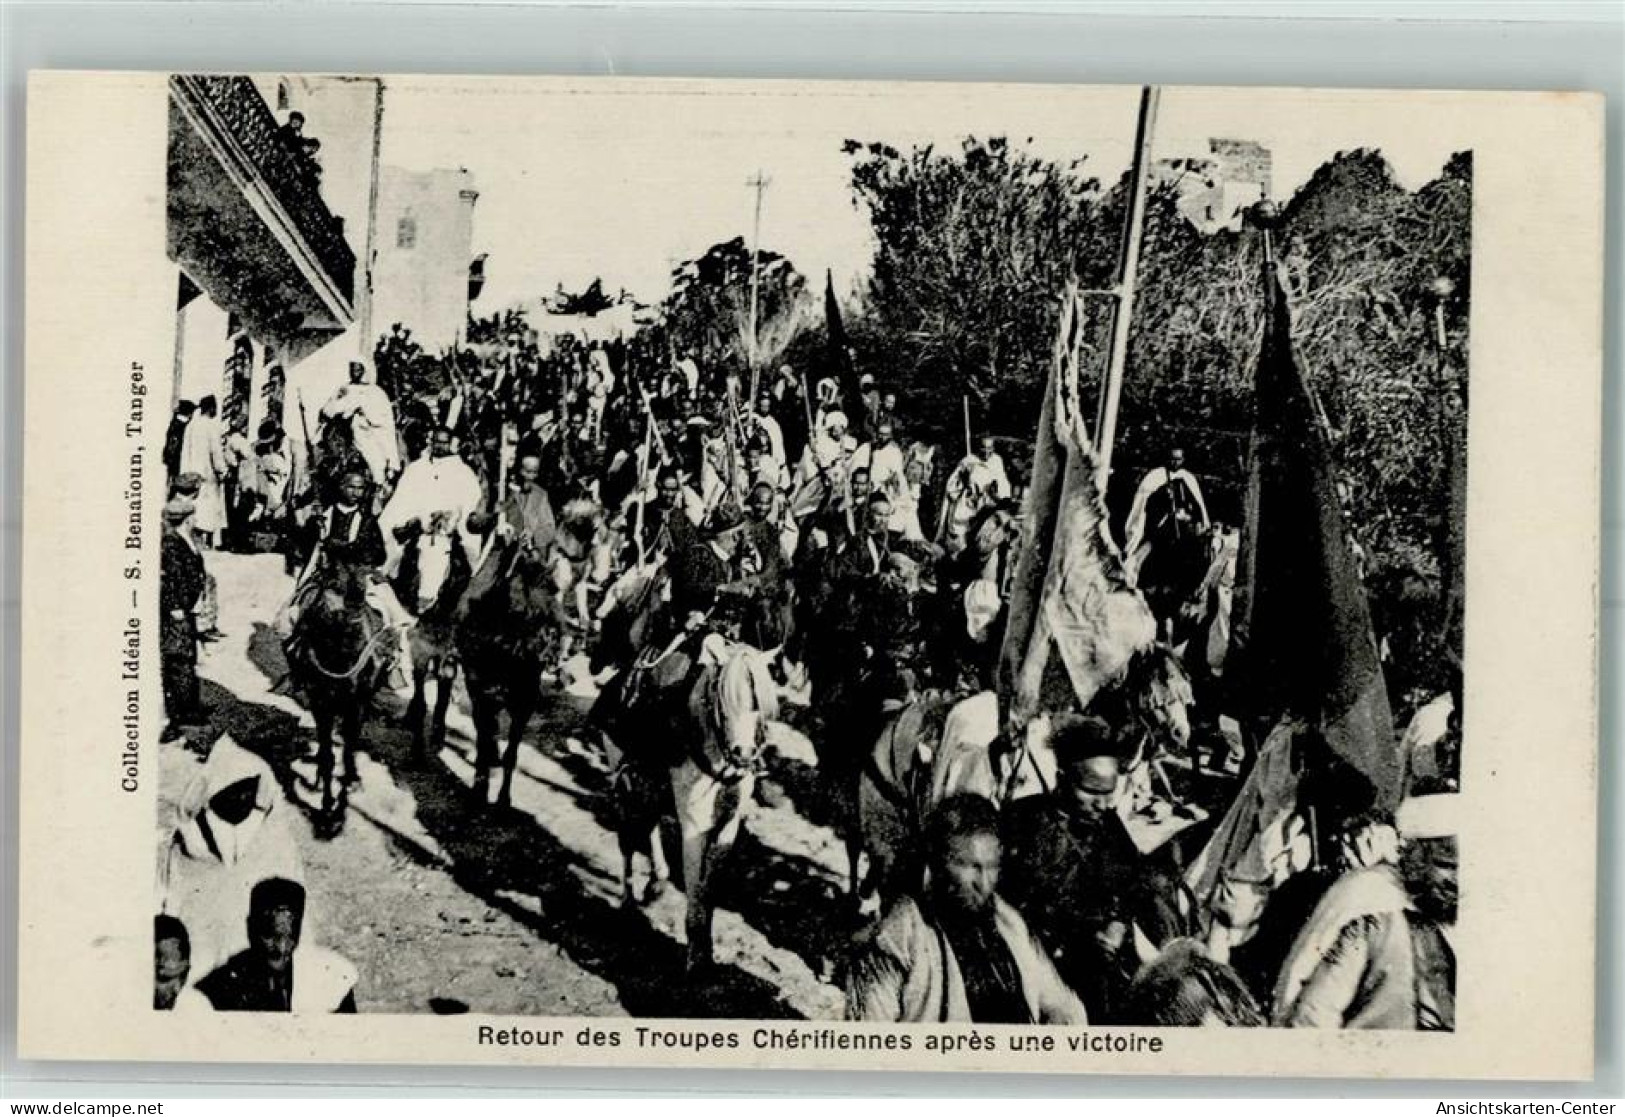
[{"xmin": 159, "ymin": 551, "xmax": 848, "ymax": 1019}]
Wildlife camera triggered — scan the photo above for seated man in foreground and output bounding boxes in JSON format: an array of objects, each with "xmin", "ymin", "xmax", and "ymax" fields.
[
  {"xmin": 196, "ymin": 877, "xmax": 358, "ymax": 1013},
  {"xmin": 845, "ymin": 793, "xmax": 1087, "ymax": 1024}
]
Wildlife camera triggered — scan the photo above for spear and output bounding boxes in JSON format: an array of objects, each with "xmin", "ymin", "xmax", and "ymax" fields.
[
  {"xmin": 295, "ymin": 392, "xmax": 315, "ymax": 501},
  {"xmin": 633, "ymin": 420, "xmax": 652, "ymax": 568}
]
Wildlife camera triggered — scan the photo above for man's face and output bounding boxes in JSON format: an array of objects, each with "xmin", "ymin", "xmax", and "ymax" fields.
[
  {"xmin": 431, "ymin": 430, "xmax": 454, "ymax": 459},
  {"xmin": 1168, "ymin": 449, "xmax": 1185, "ymax": 473},
  {"xmin": 154, "ymin": 937, "xmax": 189, "ymax": 1010},
  {"xmin": 658, "ymin": 478, "xmax": 681, "ymax": 507},
  {"xmin": 339, "ymin": 475, "xmax": 367, "ymax": 507},
  {"xmin": 209, "ymin": 776, "xmax": 260, "ymax": 826},
  {"xmin": 867, "ymin": 497, "xmax": 892, "ymax": 534},
  {"xmin": 1061, "ymin": 755, "xmax": 1120, "ymax": 818},
  {"xmin": 936, "ymin": 831, "xmax": 1000, "ymax": 916},
  {"xmin": 977, "ymin": 437, "xmax": 996, "ymax": 462},
  {"xmin": 756, "ymin": 397, "xmax": 772, "ymax": 417},
  {"xmin": 349, "ymin": 365, "xmax": 366, "ymax": 385},
  {"xmin": 850, "ymin": 471, "xmax": 871, "ymax": 504},
  {"xmin": 252, "ymin": 908, "xmax": 300, "ymax": 975},
  {"xmin": 747, "ymin": 489, "xmax": 773, "ymax": 522},
  {"xmin": 517, "ymin": 456, "xmax": 542, "ymax": 490},
  {"xmin": 876, "ymin": 423, "xmax": 895, "ymax": 446},
  {"xmin": 882, "ymin": 393, "xmax": 897, "ymax": 412}
]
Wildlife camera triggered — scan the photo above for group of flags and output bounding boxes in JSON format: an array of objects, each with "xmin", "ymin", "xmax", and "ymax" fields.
[
  {"xmin": 1004, "ymin": 261, "xmax": 1406, "ymax": 823},
  {"xmin": 835, "ymin": 234, "xmax": 1409, "ymax": 818}
]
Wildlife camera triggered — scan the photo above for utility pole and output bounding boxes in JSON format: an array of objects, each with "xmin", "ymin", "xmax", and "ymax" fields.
[
  {"xmin": 745, "ymin": 170, "xmax": 771, "ymax": 403},
  {"xmin": 1094, "ymin": 85, "xmax": 1160, "ymax": 490}
]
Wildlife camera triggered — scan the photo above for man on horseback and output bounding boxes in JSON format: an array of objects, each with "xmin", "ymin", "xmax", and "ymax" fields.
[
  {"xmin": 283, "ymin": 468, "xmax": 413, "ymax": 697},
  {"xmin": 320, "ymin": 360, "xmax": 401, "ymax": 490},
  {"xmin": 1123, "ymin": 446, "xmax": 1210, "ymax": 587},
  {"xmin": 462, "ymin": 449, "xmax": 559, "ymax": 612},
  {"xmin": 728, "ymin": 481, "xmax": 795, "ymax": 652},
  {"xmin": 937, "ymin": 434, "xmax": 1011, "ymax": 558},
  {"xmin": 380, "ymin": 425, "xmax": 484, "ymax": 577}
]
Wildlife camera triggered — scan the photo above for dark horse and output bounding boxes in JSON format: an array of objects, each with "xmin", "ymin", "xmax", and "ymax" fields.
[
  {"xmin": 285, "ymin": 567, "xmax": 398, "ymax": 832},
  {"xmin": 799, "ymin": 565, "xmax": 926, "ymax": 904},
  {"xmin": 393, "ymin": 514, "xmax": 472, "ymax": 757},
  {"xmin": 310, "ymin": 412, "xmax": 369, "ymax": 506},
  {"xmin": 457, "ymin": 546, "xmax": 566, "ymax": 808},
  {"xmin": 1138, "ymin": 521, "xmax": 1213, "ymax": 645}
]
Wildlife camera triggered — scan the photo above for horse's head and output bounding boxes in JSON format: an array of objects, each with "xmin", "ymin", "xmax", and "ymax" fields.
[
  {"xmin": 410, "ymin": 513, "xmax": 458, "ymax": 613},
  {"xmin": 300, "ymin": 571, "xmax": 372, "ymax": 664},
  {"xmin": 905, "ymin": 442, "xmax": 936, "ymax": 488},
  {"xmin": 314, "ymin": 584, "xmax": 351, "ymax": 622},
  {"xmin": 1128, "ymin": 644, "xmax": 1194, "ymax": 751},
  {"xmin": 706, "ymin": 641, "xmax": 780, "ymax": 773},
  {"xmin": 557, "ymin": 498, "xmax": 605, "ymax": 565}
]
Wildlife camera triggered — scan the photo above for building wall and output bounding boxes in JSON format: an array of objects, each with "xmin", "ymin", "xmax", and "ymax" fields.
[
  {"xmin": 277, "ymin": 77, "xmax": 384, "ymax": 423},
  {"xmin": 1153, "ymin": 139, "xmax": 1274, "ymax": 233},
  {"xmin": 1210, "ymin": 138, "xmax": 1274, "ymax": 200},
  {"xmin": 370, "ymin": 166, "xmax": 478, "ymax": 355},
  {"xmin": 173, "ymin": 290, "xmax": 235, "ymax": 407},
  {"xmin": 173, "ymin": 74, "xmax": 383, "ymax": 460}
]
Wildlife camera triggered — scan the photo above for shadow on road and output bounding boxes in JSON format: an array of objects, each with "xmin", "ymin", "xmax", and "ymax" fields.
[
  {"xmin": 358, "ymin": 715, "xmax": 804, "ymax": 1019},
  {"xmin": 190, "ymin": 623, "xmax": 839, "ymax": 1018}
]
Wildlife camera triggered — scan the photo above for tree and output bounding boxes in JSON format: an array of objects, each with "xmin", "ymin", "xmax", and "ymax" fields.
[
  {"xmin": 662, "ymin": 237, "xmax": 811, "ymax": 380},
  {"xmin": 1276, "ymin": 150, "xmax": 1470, "ymax": 593},
  {"xmin": 551, "ymin": 277, "xmax": 617, "ymax": 317},
  {"xmin": 846, "ymin": 136, "xmax": 1119, "ymax": 438},
  {"xmin": 844, "ymin": 135, "xmax": 1471, "ymax": 700}
]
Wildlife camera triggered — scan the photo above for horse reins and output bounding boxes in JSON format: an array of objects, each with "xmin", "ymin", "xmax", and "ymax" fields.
[{"xmin": 305, "ymin": 620, "xmax": 414, "ymax": 682}]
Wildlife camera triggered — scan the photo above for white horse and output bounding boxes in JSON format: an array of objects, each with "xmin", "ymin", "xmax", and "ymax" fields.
[
  {"xmin": 599, "ymin": 634, "xmax": 781, "ymax": 969},
  {"xmin": 394, "ymin": 514, "xmax": 469, "ymax": 756}
]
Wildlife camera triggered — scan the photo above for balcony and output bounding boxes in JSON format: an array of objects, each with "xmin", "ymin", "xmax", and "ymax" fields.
[{"xmin": 168, "ymin": 75, "xmax": 357, "ymax": 340}]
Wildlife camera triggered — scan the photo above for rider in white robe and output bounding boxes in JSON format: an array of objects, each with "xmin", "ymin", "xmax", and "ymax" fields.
[
  {"xmin": 378, "ymin": 428, "xmax": 484, "ymax": 577},
  {"xmin": 750, "ymin": 397, "xmax": 787, "ymax": 467},
  {"xmin": 867, "ymin": 418, "xmax": 926, "ymax": 541},
  {"xmin": 320, "ymin": 361, "xmax": 401, "ymax": 488},
  {"xmin": 1122, "ymin": 447, "xmax": 1210, "ymax": 584},
  {"xmin": 937, "ymin": 435, "xmax": 1011, "ymax": 556}
]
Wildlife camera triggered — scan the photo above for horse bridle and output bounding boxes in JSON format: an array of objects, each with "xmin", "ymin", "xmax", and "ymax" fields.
[
  {"xmin": 305, "ymin": 618, "xmax": 413, "ymax": 682},
  {"xmin": 696, "ymin": 661, "xmax": 768, "ymax": 783}
]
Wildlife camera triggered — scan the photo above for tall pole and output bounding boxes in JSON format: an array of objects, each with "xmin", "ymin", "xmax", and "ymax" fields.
[
  {"xmin": 745, "ymin": 170, "xmax": 772, "ymax": 404},
  {"xmin": 1094, "ymin": 85, "xmax": 1160, "ymax": 490},
  {"xmin": 358, "ymin": 77, "xmax": 386, "ymax": 363}
]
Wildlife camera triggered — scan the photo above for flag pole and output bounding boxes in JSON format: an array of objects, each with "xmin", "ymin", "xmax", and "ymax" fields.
[
  {"xmin": 1094, "ymin": 84, "xmax": 1160, "ymax": 490},
  {"xmin": 997, "ymin": 284, "xmax": 1078, "ymax": 728},
  {"xmin": 962, "ymin": 394, "xmax": 973, "ymax": 458},
  {"xmin": 746, "ymin": 170, "xmax": 771, "ymax": 405}
]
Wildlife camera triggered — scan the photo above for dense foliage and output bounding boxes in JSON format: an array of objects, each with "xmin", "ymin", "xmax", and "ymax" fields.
[
  {"xmin": 662, "ymin": 236, "xmax": 811, "ymax": 381},
  {"xmin": 844, "ymin": 137, "xmax": 1121, "ymax": 437},
  {"xmin": 844, "ymin": 139, "xmax": 1471, "ymax": 694}
]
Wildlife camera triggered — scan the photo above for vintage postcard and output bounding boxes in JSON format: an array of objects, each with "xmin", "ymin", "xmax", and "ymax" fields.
[{"xmin": 18, "ymin": 72, "xmax": 1603, "ymax": 1079}]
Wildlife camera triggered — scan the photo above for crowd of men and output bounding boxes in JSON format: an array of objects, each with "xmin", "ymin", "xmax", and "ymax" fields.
[{"xmin": 153, "ymin": 321, "xmax": 1459, "ymax": 1028}]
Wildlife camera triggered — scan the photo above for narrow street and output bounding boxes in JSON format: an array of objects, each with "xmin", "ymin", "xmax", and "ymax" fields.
[{"xmin": 158, "ymin": 550, "xmax": 849, "ymax": 1019}]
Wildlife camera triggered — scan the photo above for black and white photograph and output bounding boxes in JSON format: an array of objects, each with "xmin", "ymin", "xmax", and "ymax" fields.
[
  {"xmin": 16, "ymin": 68, "xmax": 1604, "ymax": 1080},
  {"xmin": 146, "ymin": 73, "xmax": 1470, "ymax": 1029}
]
